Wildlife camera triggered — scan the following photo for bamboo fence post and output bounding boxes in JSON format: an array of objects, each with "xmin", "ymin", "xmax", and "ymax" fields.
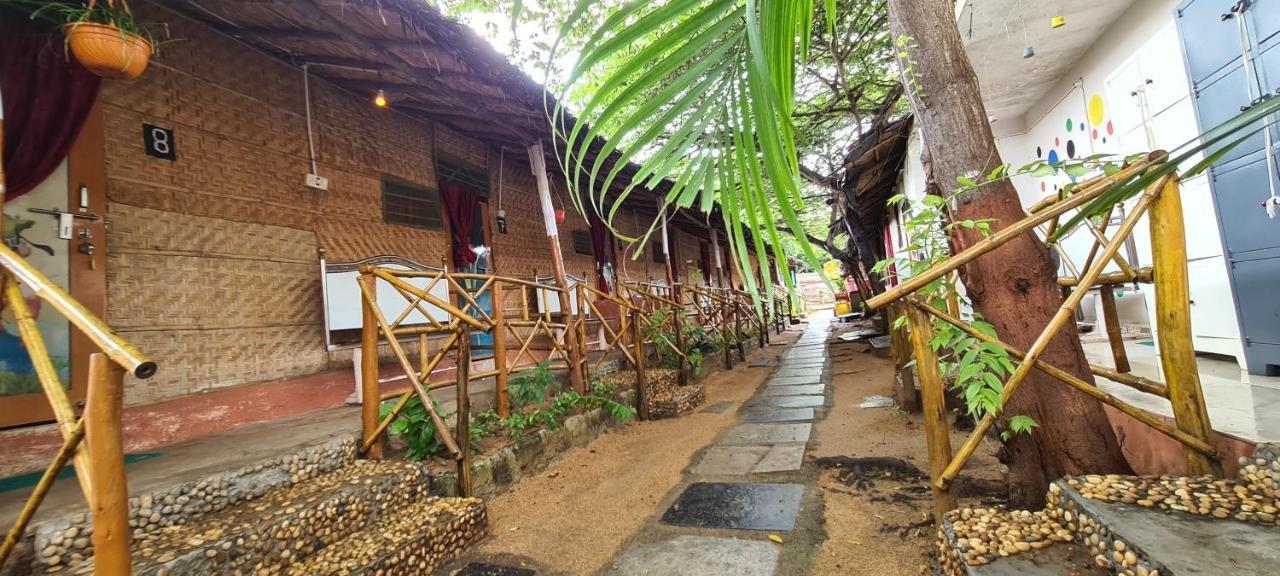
[
  {"xmin": 1098, "ymin": 287, "xmax": 1131, "ymax": 373},
  {"xmin": 577, "ymin": 281, "xmax": 590, "ymax": 385},
  {"xmin": 904, "ymin": 305, "xmax": 956, "ymax": 523},
  {"xmin": 456, "ymin": 325, "xmax": 474, "ymax": 497},
  {"xmin": 359, "ymin": 273, "xmax": 382, "ymax": 459},
  {"xmin": 1150, "ymin": 178, "xmax": 1220, "ymax": 476},
  {"xmin": 86, "ymin": 353, "xmax": 130, "ymax": 576},
  {"xmin": 3, "ymin": 280, "xmax": 95, "ymax": 497},
  {"xmin": 890, "ymin": 303, "xmax": 920, "ymax": 411},
  {"xmin": 722, "ymin": 295, "xmax": 733, "ymax": 370},
  {"xmin": 734, "ymin": 300, "xmax": 746, "ymax": 361},
  {"xmin": 630, "ymin": 309, "xmax": 650, "ymax": 420},
  {"xmin": 672, "ymin": 285, "xmax": 688, "ymax": 385},
  {"xmin": 494, "ymin": 280, "xmax": 510, "ymax": 418},
  {"xmin": 759, "ymin": 300, "xmax": 768, "ymax": 348},
  {"xmin": 527, "ymin": 144, "xmax": 584, "ymax": 391}
]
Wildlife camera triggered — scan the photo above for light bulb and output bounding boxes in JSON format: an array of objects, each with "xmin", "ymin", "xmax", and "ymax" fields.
[{"xmin": 374, "ymin": 89, "xmax": 388, "ymax": 108}]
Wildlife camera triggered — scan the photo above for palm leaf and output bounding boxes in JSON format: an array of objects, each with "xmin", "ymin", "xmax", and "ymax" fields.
[{"xmin": 550, "ymin": 0, "xmax": 822, "ymax": 311}]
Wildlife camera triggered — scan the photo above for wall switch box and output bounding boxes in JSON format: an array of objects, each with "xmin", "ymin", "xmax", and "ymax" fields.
[{"xmin": 305, "ymin": 173, "xmax": 329, "ymax": 191}]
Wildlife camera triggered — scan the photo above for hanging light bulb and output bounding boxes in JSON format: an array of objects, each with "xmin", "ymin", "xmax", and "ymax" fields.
[
  {"xmin": 373, "ymin": 89, "xmax": 388, "ymax": 108},
  {"xmin": 1051, "ymin": 14, "xmax": 1066, "ymax": 28}
]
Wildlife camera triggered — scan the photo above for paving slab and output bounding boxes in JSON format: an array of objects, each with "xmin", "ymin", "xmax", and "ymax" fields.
[
  {"xmin": 701, "ymin": 401, "xmax": 735, "ymax": 414},
  {"xmin": 607, "ymin": 535, "xmax": 779, "ymax": 576},
  {"xmin": 767, "ymin": 376, "xmax": 820, "ymax": 387},
  {"xmin": 751, "ymin": 443, "xmax": 806, "ymax": 474},
  {"xmin": 659, "ymin": 483, "xmax": 804, "ymax": 531},
  {"xmin": 721, "ymin": 423, "xmax": 812, "ymax": 445},
  {"xmin": 690, "ymin": 445, "xmax": 770, "ymax": 475},
  {"xmin": 754, "ymin": 395, "xmax": 825, "ymax": 408},
  {"xmin": 783, "ymin": 351, "xmax": 825, "ymax": 360},
  {"xmin": 739, "ymin": 408, "xmax": 815, "ymax": 423},
  {"xmin": 747, "ymin": 359, "xmax": 770, "ymax": 367},
  {"xmin": 455, "ymin": 563, "xmax": 537, "ymax": 576},
  {"xmin": 771, "ymin": 366, "xmax": 824, "ymax": 379},
  {"xmin": 763, "ymin": 384, "xmax": 826, "ymax": 397}
]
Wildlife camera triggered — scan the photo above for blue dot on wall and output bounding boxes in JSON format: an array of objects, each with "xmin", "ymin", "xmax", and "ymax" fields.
[
  {"xmin": 1047, "ymin": 149, "xmax": 1060, "ymax": 164},
  {"xmin": 1079, "ymin": 121, "xmax": 1085, "ymax": 132},
  {"xmin": 1066, "ymin": 140, "xmax": 1076, "ymax": 159}
]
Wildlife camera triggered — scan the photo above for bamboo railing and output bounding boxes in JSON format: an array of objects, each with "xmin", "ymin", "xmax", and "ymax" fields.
[
  {"xmin": 869, "ymin": 154, "xmax": 1220, "ymax": 523},
  {"xmin": 0, "ymin": 246, "xmax": 155, "ymax": 575},
  {"xmin": 356, "ymin": 267, "xmax": 771, "ymax": 493}
]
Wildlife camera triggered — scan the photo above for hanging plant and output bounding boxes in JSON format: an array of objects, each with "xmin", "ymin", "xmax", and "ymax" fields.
[{"xmin": 24, "ymin": 0, "xmax": 156, "ymax": 80}]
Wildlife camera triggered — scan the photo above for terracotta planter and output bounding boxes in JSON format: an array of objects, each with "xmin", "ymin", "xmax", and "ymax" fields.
[{"xmin": 63, "ymin": 22, "xmax": 152, "ymax": 80}]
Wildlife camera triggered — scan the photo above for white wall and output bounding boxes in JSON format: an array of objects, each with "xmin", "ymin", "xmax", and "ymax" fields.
[{"xmin": 990, "ymin": 0, "xmax": 1244, "ymax": 363}]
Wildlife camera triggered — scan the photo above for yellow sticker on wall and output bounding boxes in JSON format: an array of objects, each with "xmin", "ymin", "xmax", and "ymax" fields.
[{"xmin": 1088, "ymin": 94, "xmax": 1107, "ymax": 127}]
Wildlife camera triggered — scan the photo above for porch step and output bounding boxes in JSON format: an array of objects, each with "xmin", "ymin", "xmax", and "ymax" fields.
[
  {"xmin": 284, "ymin": 496, "xmax": 488, "ymax": 575},
  {"xmin": 940, "ymin": 445, "xmax": 1280, "ymax": 575},
  {"xmin": 127, "ymin": 459, "xmax": 430, "ymax": 575}
]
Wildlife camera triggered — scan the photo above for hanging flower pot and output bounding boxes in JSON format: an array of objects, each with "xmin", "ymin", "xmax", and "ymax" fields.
[
  {"xmin": 63, "ymin": 21, "xmax": 152, "ymax": 79},
  {"xmin": 555, "ymin": 208, "xmax": 567, "ymax": 225}
]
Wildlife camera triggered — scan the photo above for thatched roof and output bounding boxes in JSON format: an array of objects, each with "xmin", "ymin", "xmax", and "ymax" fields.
[
  {"xmin": 841, "ymin": 116, "xmax": 913, "ymax": 234},
  {"xmin": 168, "ymin": 0, "xmax": 779, "ymax": 259}
]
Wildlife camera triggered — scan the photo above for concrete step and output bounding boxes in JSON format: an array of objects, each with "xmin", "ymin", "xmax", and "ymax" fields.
[
  {"xmin": 60, "ymin": 459, "xmax": 431, "ymax": 575},
  {"xmin": 283, "ymin": 496, "xmax": 488, "ymax": 575},
  {"xmin": 941, "ymin": 473, "xmax": 1280, "ymax": 576}
]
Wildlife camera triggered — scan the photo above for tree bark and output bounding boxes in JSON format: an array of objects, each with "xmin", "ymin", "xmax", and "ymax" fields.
[{"xmin": 887, "ymin": 0, "xmax": 1131, "ymax": 507}]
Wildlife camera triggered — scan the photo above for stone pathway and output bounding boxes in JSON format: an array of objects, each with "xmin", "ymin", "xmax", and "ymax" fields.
[{"xmin": 607, "ymin": 313, "xmax": 834, "ymax": 575}]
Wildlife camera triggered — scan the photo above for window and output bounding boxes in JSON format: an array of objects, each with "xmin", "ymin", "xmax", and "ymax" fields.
[
  {"xmin": 571, "ymin": 230, "xmax": 593, "ymax": 255},
  {"xmin": 382, "ymin": 176, "xmax": 442, "ymax": 229},
  {"xmin": 651, "ymin": 241, "xmax": 666, "ymax": 263}
]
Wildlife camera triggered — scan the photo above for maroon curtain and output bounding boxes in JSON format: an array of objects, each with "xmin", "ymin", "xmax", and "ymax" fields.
[
  {"xmin": 588, "ymin": 210, "xmax": 610, "ymax": 293},
  {"xmin": 1, "ymin": 15, "xmax": 101, "ymax": 200},
  {"xmin": 441, "ymin": 181, "xmax": 479, "ymax": 268}
]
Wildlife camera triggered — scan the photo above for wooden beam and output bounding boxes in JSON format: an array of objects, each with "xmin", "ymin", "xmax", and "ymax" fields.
[{"xmin": 905, "ymin": 303, "xmax": 956, "ymax": 523}]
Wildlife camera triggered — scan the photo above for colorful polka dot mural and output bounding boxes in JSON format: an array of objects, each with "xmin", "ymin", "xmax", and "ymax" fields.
[{"xmin": 1088, "ymin": 94, "xmax": 1106, "ymax": 127}]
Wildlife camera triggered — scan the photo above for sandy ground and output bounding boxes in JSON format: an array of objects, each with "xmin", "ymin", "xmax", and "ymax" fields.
[
  {"xmin": 810, "ymin": 322, "xmax": 1007, "ymax": 576},
  {"xmin": 455, "ymin": 331, "xmax": 799, "ymax": 575}
]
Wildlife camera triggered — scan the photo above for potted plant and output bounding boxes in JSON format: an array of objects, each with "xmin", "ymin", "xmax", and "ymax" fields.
[{"xmin": 26, "ymin": 0, "xmax": 155, "ymax": 79}]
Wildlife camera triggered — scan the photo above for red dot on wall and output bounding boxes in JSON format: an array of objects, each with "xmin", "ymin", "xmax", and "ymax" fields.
[
  {"xmin": 1040, "ymin": 181, "xmax": 1046, "ymax": 192},
  {"xmin": 1092, "ymin": 129, "xmax": 1099, "ymax": 140},
  {"xmin": 1106, "ymin": 120, "xmax": 1114, "ymax": 136}
]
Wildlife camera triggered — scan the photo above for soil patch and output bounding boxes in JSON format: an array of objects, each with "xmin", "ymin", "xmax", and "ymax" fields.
[
  {"xmin": 811, "ymin": 321, "xmax": 1007, "ymax": 576},
  {"xmin": 453, "ymin": 332, "xmax": 799, "ymax": 575}
]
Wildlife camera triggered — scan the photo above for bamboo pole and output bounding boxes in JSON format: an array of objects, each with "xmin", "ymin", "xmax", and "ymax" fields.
[
  {"xmin": 86, "ymin": 353, "xmax": 130, "ymax": 576},
  {"xmin": 359, "ymin": 274, "xmax": 383, "ymax": 459},
  {"xmin": 722, "ymin": 294, "xmax": 733, "ymax": 370},
  {"xmin": 456, "ymin": 325, "xmax": 473, "ymax": 497},
  {"xmin": 0, "ymin": 420, "xmax": 84, "ymax": 568},
  {"xmin": 5, "ymin": 280, "xmax": 94, "ymax": 497},
  {"xmin": 734, "ymin": 299, "xmax": 746, "ymax": 361},
  {"xmin": 1058, "ymin": 268, "xmax": 1153, "ymax": 287},
  {"xmin": 631, "ymin": 309, "xmax": 650, "ymax": 420},
  {"xmin": 1098, "ymin": 288, "xmax": 1131, "ymax": 373},
  {"xmin": 905, "ymin": 304, "xmax": 956, "ymax": 523},
  {"xmin": 0, "ymin": 245, "xmax": 154, "ymax": 378},
  {"xmin": 527, "ymin": 144, "xmax": 585, "ymax": 392},
  {"xmin": 866, "ymin": 153, "xmax": 1164, "ymax": 310},
  {"xmin": 355, "ymin": 278, "xmax": 461, "ymax": 457},
  {"xmin": 494, "ymin": 280, "xmax": 510, "ymax": 418},
  {"xmin": 936, "ymin": 174, "xmax": 1170, "ymax": 489},
  {"xmin": 1149, "ymin": 178, "xmax": 1220, "ymax": 476},
  {"xmin": 890, "ymin": 303, "xmax": 919, "ymax": 411},
  {"xmin": 911, "ymin": 298, "xmax": 1217, "ymax": 457}
]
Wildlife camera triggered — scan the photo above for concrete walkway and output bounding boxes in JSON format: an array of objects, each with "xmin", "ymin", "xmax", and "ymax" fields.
[{"xmin": 607, "ymin": 313, "xmax": 834, "ymax": 576}]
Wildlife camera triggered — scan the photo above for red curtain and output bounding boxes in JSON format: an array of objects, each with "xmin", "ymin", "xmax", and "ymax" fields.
[
  {"xmin": 441, "ymin": 181, "xmax": 479, "ymax": 268},
  {"xmin": 1, "ymin": 15, "xmax": 101, "ymax": 200},
  {"xmin": 588, "ymin": 210, "xmax": 610, "ymax": 293}
]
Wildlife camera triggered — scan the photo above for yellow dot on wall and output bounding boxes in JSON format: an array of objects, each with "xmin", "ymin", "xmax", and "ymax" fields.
[{"xmin": 1088, "ymin": 94, "xmax": 1106, "ymax": 127}]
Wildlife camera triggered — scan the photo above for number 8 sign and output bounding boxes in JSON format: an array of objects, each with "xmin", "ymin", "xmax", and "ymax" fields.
[{"xmin": 143, "ymin": 124, "xmax": 177, "ymax": 160}]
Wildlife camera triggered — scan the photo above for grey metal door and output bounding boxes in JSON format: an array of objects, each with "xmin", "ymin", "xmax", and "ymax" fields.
[{"xmin": 1177, "ymin": 0, "xmax": 1280, "ymax": 374}]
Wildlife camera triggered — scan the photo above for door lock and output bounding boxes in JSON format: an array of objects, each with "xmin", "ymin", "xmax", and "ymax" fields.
[{"xmin": 78, "ymin": 241, "xmax": 97, "ymax": 270}]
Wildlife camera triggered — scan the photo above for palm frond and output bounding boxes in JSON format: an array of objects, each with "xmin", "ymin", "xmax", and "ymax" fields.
[{"xmin": 550, "ymin": 0, "xmax": 824, "ymax": 306}]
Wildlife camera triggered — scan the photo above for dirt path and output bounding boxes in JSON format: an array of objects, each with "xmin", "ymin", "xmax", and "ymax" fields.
[
  {"xmin": 810, "ymin": 322, "xmax": 1007, "ymax": 575},
  {"xmin": 455, "ymin": 330, "xmax": 800, "ymax": 575}
]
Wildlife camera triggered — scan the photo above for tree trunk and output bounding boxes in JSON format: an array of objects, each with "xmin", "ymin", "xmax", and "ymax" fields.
[{"xmin": 887, "ymin": 0, "xmax": 1131, "ymax": 507}]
